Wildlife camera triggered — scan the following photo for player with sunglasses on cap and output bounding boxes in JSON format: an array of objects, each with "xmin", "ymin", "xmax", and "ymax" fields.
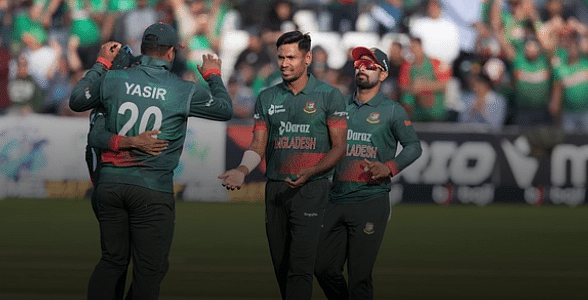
[{"xmin": 314, "ymin": 46, "xmax": 422, "ymax": 300}]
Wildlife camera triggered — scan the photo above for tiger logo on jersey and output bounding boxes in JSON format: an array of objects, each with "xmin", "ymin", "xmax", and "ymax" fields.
[
  {"xmin": 303, "ymin": 101, "xmax": 316, "ymax": 114},
  {"xmin": 367, "ymin": 112, "xmax": 380, "ymax": 124}
]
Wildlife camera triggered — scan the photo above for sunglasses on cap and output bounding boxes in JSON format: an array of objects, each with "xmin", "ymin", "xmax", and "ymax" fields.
[{"xmin": 354, "ymin": 59, "xmax": 385, "ymax": 71}]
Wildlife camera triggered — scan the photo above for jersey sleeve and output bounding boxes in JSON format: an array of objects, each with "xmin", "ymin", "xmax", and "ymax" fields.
[
  {"xmin": 326, "ymin": 88, "xmax": 347, "ymax": 129},
  {"xmin": 252, "ymin": 94, "xmax": 268, "ymax": 131},
  {"xmin": 386, "ymin": 105, "xmax": 422, "ymax": 176},
  {"xmin": 69, "ymin": 63, "xmax": 107, "ymax": 112},
  {"xmin": 87, "ymin": 111, "xmax": 121, "ymax": 151},
  {"xmin": 188, "ymin": 76, "xmax": 233, "ymax": 121}
]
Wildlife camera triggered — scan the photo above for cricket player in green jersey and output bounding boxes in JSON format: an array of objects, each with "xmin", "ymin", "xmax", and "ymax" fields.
[
  {"xmin": 69, "ymin": 22, "xmax": 233, "ymax": 300},
  {"xmin": 219, "ymin": 31, "xmax": 347, "ymax": 300},
  {"xmin": 315, "ymin": 47, "xmax": 422, "ymax": 300}
]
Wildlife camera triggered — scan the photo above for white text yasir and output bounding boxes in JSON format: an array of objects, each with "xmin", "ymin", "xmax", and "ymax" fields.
[{"xmin": 125, "ymin": 82, "xmax": 167, "ymax": 101}]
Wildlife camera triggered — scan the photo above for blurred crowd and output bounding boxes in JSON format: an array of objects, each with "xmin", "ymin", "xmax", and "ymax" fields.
[{"xmin": 1, "ymin": 0, "xmax": 588, "ymax": 132}]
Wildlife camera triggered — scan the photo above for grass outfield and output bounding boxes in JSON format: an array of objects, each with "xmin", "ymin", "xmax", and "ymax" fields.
[{"xmin": 1, "ymin": 199, "xmax": 587, "ymax": 300}]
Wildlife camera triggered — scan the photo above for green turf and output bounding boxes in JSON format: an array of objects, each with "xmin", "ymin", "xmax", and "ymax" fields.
[{"xmin": 1, "ymin": 199, "xmax": 587, "ymax": 299}]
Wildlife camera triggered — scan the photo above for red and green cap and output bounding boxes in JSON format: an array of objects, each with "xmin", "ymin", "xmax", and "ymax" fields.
[
  {"xmin": 351, "ymin": 46, "xmax": 389, "ymax": 72},
  {"xmin": 142, "ymin": 22, "xmax": 184, "ymax": 48}
]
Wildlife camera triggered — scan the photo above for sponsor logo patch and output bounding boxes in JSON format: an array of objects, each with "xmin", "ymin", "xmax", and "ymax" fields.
[{"xmin": 269, "ymin": 104, "xmax": 286, "ymax": 116}]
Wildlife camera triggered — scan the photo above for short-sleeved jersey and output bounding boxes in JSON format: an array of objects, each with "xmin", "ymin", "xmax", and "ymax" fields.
[
  {"xmin": 553, "ymin": 55, "xmax": 588, "ymax": 113},
  {"xmin": 330, "ymin": 93, "xmax": 422, "ymax": 203},
  {"xmin": 70, "ymin": 56, "xmax": 232, "ymax": 193},
  {"xmin": 512, "ymin": 52, "xmax": 552, "ymax": 109},
  {"xmin": 253, "ymin": 74, "xmax": 347, "ymax": 181}
]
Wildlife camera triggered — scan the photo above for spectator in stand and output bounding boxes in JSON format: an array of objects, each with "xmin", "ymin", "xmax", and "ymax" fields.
[
  {"xmin": 234, "ymin": 26, "xmax": 273, "ymax": 76},
  {"xmin": 495, "ymin": 27, "xmax": 553, "ymax": 126},
  {"xmin": 169, "ymin": 0, "xmax": 228, "ymax": 80},
  {"xmin": 440, "ymin": 0, "xmax": 483, "ymax": 87},
  {"xmin": 227, "ymin": 74, "xmax": 256, "ymax": 121},
  {"xmin": 67, "ymin": 0, "xmax": 103, "ymax": 70},
  {"xmin": 318, "ymin": 0, "xmax": 359, "ymax": 34},
  {"xmin": 0, "ymin": 35, "xmax": 9, "ymax": 113},
  {"xmin": 492, "ymin": 0, "xmax": 553, "ymax": 126},
  {"xmin": 20, "ymin": 27, "xmax": 60, "ymax": 91},
  {"xmin": 30, "ymin": 0, "xmax": 69, "ymax": 50},
  {"xmin": 122, "ymin": 0, "xmax": 158, "ymax": 55},
  {"xmin": 541, "ymin": 0, "xmax": 573, "ymax": 22},
  {"xmin": 44, "ymin": 50, "xmax": 73, "ymax": 114},
  {"xmin": 10, "ymin": 0, "xmax": 40, "ymax": 56},
  {"xmin": 237, "ymin": 0, "xmax": 274, "ymax": 30},
  {"xmin": 473, "ymin": 21, "xmax": 502, "ymax": 61},
  {"xmin": 459, "ymin": 72, "xmax": 506, "ymax": 129},
  {"xmin": 399, "ymin": 36, "xmax": 452, "ymax": 122},
  {"xmin": 381, "ymin": 40, "xmax": 405, "ymax": 102},
  {"xmin": 368, "ymin": 0, "xmax": 405, "ymax": 35},
  {"xmin": 489, "ymin": 0, "xmax": 541, "ymax": 53},
  {"xmin": 100, "ymin": 0, "xmax": 140, "ymax": 43},
  {"xmin": 0, "ymin": 0, "xmax": 9, "ymax": 45},
  {"xmin": 263, "ymin": 0, "xmax": 298, "ymax": 43},
  {"xmin": 7, "ymin": 54, "xmax": 44, "ymax": 115},
  {"xmin": 549, "ymin": 21, "xmax": 588, "ymax": 132},
  {"xmin": 309, "ymin": 45, "xmax": 329, "ymax": 81},
  {"xmin": 409, "ymin": 0, "xmax": 460, "ymax": 65}
]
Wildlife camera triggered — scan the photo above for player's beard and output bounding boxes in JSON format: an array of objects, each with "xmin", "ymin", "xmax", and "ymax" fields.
[
  {"xmin": 355, "ymin": 73, "xmax": 378, "ymax": 89},
  {"xmin": 281, "ymin": 69, "xmax": 303, "ymax": 83}
]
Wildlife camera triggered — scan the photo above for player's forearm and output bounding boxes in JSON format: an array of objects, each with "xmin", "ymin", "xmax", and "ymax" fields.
[
  {"xmin": 69, "ymin": 64, "xmax": 105, "ymax": 112},
  {"xmin": 391, "ymin": 140, "xmax": 422, "ymax": 174},
  {"xmin": 87, "ymin": 117, "xmax": 121, "ymax": 151},
  {"xmin": 191, "ymin": 76, "xmax": 233, "ymax": 121},
  {"xmin": 307, "ymin": 143, "xmax": 347, "ymax": 177}
]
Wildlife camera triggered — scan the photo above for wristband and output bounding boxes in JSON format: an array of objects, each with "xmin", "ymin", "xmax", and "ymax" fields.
[
  {"xmin": 202, "ymin": 68, "xmax": 221, "ymax": 81},
  {"xmin": 239, "ymin": 150, "xmax": 262, "ymax": 174},
  {"xmin": 96, "ymin": 57, "xmax": 112, "ymax": 70},
  {"xmin": 109, "ymin": 135, "xmax": 122, "ymax": 151},
  {"xmin": 386, "ymin": 161, "xmax": 399, "ymax": 177}
]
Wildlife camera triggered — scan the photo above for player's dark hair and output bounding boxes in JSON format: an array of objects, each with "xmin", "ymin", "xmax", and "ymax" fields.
[
  {"xmin": 141, "ymin": 34, "xmax": 174, "ymax": 57},
  {"xmin": 276, "ymin": 31, "xmax": 311, "ymax": 53}
]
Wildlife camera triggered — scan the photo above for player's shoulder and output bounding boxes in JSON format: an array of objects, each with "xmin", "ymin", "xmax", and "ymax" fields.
[
  {"xmin": 256, "ymin": 83, "xmax": 284, "ymax": 101},
  {"xmin": 380, "ymin": 96, "xmax": 409, "ymax": 116},
  {"xmin": 104, "ymin": 69, "xmax": 132, "ymax": 80}
]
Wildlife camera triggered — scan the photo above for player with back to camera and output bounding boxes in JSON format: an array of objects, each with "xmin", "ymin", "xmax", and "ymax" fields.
[
  {"xmin": 218, "ymin": 30, "xmax": 348, "ymax": 300},
  {"xmin": 69, "ymin": 22, "xmax": 233, "ymax": 300},
  {"xmin": 314, "ymin": 46, "xmax": 422, "ymax": 300}
]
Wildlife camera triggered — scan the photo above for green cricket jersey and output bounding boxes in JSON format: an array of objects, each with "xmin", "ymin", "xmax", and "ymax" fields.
[
  {"xmin": 330, "ymin": 93, "xmax": 422, "ymax": 203},
  {"xmin": 512, "ymin": 52, "xmax": 552, "ymax": 109},
  {"xmin": 553, "ymin": 55, "xmax": 588, "ymax": 113},
  {"xmin": 253, "ymin": 74, "xmax": 347, "ymax": 181},
  {"xmin": 70, "ymin": 56, "xmax": 233, "ymax": 193}
]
